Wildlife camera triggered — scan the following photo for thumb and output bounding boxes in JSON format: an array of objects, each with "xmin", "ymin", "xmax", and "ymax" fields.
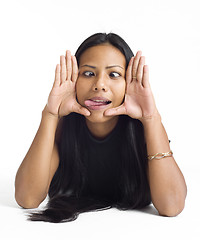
[
  {"xmin": 104, "ymin": 104, "xmax": 126, "ymax": 116},
  {"xmin": 73, "ymin": 103, "xmax": 91, "ymax": 116}
]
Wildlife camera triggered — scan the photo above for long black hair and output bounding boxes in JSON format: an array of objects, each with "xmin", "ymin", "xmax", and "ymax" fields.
[{"xmin": 27, "ymin": 33, "xmax": 152, "ymax": 223}]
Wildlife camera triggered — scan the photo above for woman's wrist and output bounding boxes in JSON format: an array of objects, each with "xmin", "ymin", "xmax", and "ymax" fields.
[
  {"xmin": 139, "ymin": 109, "xmax": 161, "ymax": 126},
  {"xmin": 42, "ymin": 104, "xmax": 60, "ymax": 121}
]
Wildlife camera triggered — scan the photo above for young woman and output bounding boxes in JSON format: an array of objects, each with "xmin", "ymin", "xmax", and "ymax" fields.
[{"xmin": 15, "ymin": 33, "xmax": 187, "ymax": 223}]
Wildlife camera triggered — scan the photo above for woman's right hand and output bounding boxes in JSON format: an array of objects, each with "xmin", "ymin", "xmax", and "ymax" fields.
[{"xmin": 46, "ymin": 50, "xmax": 91, "ymax": 118}]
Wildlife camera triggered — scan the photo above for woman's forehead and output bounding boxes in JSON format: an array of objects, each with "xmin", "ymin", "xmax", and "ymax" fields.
[{"xmin": 79, "ymin": 44, "xmax": 126, "ymax": 67}]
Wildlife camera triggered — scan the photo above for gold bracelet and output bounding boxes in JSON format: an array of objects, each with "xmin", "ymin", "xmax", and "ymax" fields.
[{"xmin": 148, "ymin": 150, "xmax": 173, "ymax": 161}]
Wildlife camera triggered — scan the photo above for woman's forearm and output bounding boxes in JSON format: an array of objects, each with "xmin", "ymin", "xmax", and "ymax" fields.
[
  {"xmin": 141, "ymin": 111, "xmax": 187, "ymax": 216},
  {"xmin": 15, "ymin": 105, "xmax": 59, "ymax": 208}
]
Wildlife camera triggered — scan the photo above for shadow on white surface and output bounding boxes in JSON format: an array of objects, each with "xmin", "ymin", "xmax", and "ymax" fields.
[
  {"xmin": 134, "ymin": 204, "xmax": 159, "ymax": 216},
  {"xmin": 0, "ymin": 174, "xmax": 159, "ymax": 217}
]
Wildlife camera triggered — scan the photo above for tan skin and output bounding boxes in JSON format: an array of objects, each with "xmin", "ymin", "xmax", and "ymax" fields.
[
  {"xmin": 49, "ymin": 44, "xmax": 186, "ymax": 216},
  {"xmin": 76, "ymin": 44, "xmax": 126, "ymax": 139},
  {"xmin": 15, "ymin": 43, "xmax": 187, "ymax": 215},
  {"xmin": 48, "ymin": 43, "xmax": 158, "ymax": 136}
]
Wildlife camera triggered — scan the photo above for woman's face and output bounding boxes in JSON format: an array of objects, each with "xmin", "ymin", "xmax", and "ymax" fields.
[{"xmin": 76, "ymin": 43, "xmax": 126, "ymax": 123}]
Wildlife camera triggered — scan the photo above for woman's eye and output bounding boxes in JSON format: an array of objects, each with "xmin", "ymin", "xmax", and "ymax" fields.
[
  {"xmin": 83, "ymin": 71, "xmax": 94, "ymax": 77},
  {"xmin": 110, "ymin": 72, "xmax": 121, "ymax": 78}
]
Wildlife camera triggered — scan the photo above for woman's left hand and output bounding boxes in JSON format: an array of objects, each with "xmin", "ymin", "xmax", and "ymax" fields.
[{"xmin": 104, "ymin": 51, "xmax": 159, "ymax": 123}]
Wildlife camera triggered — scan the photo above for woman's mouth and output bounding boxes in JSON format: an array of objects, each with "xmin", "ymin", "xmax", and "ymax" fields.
[{"xmin": 84, "ymin": 99, "xmax": 112, "ymax": 111}]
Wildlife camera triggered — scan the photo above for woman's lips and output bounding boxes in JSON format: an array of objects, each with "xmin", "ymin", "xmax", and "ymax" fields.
[{"xmin": 84, "ymin": 99, "xmax": 112, "ymax": 110}]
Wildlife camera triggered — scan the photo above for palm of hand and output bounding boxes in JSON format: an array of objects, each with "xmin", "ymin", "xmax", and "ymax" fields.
[
  {"xmin": 47, "ymin": 51, "xmax": 90, "ymax": 117},
  {"xmin": 104, "ymin": 51, "xmax": 157, "ymax": 121},
  {"xmin": 48, "ymin": 81, "xmax": 76, "ymax": 116},
  {"xmin": 123, "ymin": 81, "xmax": 156, "ymax": 120}
]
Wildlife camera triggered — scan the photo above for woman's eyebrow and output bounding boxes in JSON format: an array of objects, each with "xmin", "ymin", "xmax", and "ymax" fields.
[
  {"xmin": 80, "ymin": 64, "xmax": 96, "ymax": 69},
  {"xmin": 80, "ymin": 64, "xmax": 124, "ymax": 69},
  {"xmin": 106, "ymin": 65, "xmax": 124, "ymax": 69}
]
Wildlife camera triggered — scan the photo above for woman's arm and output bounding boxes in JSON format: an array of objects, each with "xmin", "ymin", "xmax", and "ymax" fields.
[
  {"xmin": 104, "ymin": 51, "xmax": 187, "ymax": 216},
  {"xmin": 141, "ymin": 112, "xmax": 187, "ymax": 217},
  {"xmin": 15, "ymin": 105, "xmax": 60, "ymax": 209},
  {"xmin": 15, "ymin": 51, "xmax": 90, "ymax": 209}
]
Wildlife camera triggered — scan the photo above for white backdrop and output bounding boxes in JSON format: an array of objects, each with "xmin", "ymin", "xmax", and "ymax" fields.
[{"xmin": 0, "ymin": 0, "xmax": 199, "ymax": 239}]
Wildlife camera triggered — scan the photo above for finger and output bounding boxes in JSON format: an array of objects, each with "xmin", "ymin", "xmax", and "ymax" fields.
[
  {"xmin": 132, "ymin": 51, "xmax": 142, "ymax": 81},
  {"xmin": 104, "ymin": 105, "xmax": 126, "ymax": 116},
  {"xmin": 53, "ymin": 64, "xmax": 60, "ymax": 87},
  {"xmin": 80, "ymin": 107, "xmax": 91, "ymax": 116},
  {"xmin": 142, "ymin": 65, "xmax": 150, "ymax": 88},
  {"xmin": 71, "ymin": 55, "xmax": 78, "ymax": 82},
  {"xmin": 73, "ymin": 104, "xmax": 91, "ymax": 116},
  {"xmin": 60, "ymin": 55, "xmax": 66, "ymax": 84},
  {"xmin": 136, "ymin": 56, "xmax": 145, "ymax": 83},
  {"xmin": 126, "ymin": 57, "xmax": 134, "ymax": 84},
  {"xmin": 66, "ymin": 50, "xmax": 72, "ymax": 81}
]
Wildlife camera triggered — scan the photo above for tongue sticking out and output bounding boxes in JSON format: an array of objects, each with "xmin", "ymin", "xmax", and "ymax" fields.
[{"xmin": 84, "ymin": 100, "xmax": 110, "ymax": 107}]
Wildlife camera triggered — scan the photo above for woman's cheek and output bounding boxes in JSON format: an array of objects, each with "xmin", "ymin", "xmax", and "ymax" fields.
[{"xmin": 115, "ymin": 81, "xmax": 126, "ymax": 104}]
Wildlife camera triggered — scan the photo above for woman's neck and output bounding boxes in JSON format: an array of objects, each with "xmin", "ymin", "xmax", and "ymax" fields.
[{"xmin": 85, "ymin": 116, "xmax": 119, "ymax": 140}]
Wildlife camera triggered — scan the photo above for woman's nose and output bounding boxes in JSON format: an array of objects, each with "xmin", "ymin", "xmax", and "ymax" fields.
[{"xmin": 92, "ymin": 74, "xmax": 108, "ymax": 92}]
